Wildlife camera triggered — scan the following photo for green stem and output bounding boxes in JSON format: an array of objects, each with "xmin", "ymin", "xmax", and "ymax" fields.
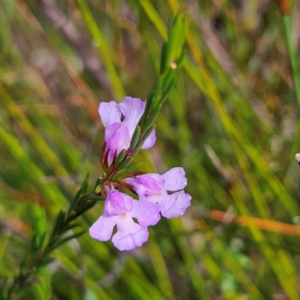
[{"xmin": 5, "ymin": 187, "xmax": 102, "ymax": 299}]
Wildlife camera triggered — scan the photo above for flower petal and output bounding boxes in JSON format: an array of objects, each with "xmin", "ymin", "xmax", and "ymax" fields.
[
  {"xmin": 140, "ymin": 189, "xmax": 169, "ymax": 208},
  {"xmin": 142, "ymin": 129, "xmax": 156, "ymax": 149},
  {"xmin": 131, "ymin": 199, "xmax": 161, "ymax": 226},
  {"xmin": 112, "ymin": 216, "xmax": 149, "ymax": 251},
  {"xmin": 105, "ymin": 123, "xmax": 130, "ymax": 164},
  {"xmin": 89, "ymin": 213, "xmax": 117, "ymax": 241},
  {"xmin": 119, "ymin": 97, "xmax": 145, "ymax": 137},
  {"xmin": 162, "ymin": 167, "xmax": 187, "ymax": 191},
  {"xmin": 125, "ymin": 173, "xmax": 164, "ymax": 196},
  {"xmin": 161, "ymin": 191, "xmax": 191, "ymax": 218},
  {"xmin": 104, "ymin": 189, "xmax": 133, "ymax": 215},
  {"xmin": 99, "ymin": 101, "xmax": 121, "ymax": 128}
]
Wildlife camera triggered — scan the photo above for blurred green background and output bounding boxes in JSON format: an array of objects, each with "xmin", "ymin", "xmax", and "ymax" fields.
[{"xmin": 1, "ymin": 0, "xmax": 300, "ymax": 299}]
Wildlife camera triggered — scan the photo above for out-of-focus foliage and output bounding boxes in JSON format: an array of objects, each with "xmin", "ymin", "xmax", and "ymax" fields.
[{"xmin": 1, "ymin": 0, "xmax": 300, "ymax": 299}]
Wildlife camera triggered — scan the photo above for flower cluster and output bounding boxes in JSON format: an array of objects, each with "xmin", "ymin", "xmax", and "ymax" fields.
[
  {"xmin": 89, "ymin": 97, "xmax": 191, "ymax": 251},
  {"xmin": 99, "ymin": 97, "xmax": 156, "ymax": 165}
]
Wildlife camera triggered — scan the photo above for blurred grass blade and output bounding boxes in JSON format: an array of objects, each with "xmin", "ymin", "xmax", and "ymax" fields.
[
  {"xmin": 280, "ymin": 4, "xmax": 300, "ymax": 107},
  {"xmin": 76, "ymin": 0, "xmax": 125, "ymax": 99}
]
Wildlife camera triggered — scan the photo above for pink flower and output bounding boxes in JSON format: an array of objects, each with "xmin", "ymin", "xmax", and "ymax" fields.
[
  {"xmin": 99, "ymin": 97, "xmax": 156, "ymax": 165},
  {"xmin": 125, "ymin": 167, "xmax": 191, "ymax": 218},
  {"xmin": 89, "ymin": 188, "xmax": 160, "ymax": 251}
]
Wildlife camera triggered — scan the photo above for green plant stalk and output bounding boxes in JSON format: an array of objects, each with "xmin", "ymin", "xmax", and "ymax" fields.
[
  {"xmin": 4, "ymin": 185, "xmax": 103, "ymax": 300},
  {"xmin": 282, "ymin": 15, "xmax": 300, "ymax": 107},
  {"xmin": 101, "ymin": 12, "xmax": 186, "ymax": 178}
]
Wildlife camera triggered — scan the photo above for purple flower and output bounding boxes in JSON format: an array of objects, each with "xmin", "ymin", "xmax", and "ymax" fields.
[
  {"xmin": 125, "ymin": 167, "xmax": 191, "ymax": 218},
  {"xmin": 99, "ymin": 97, "xmax": 156, "ymax": 164},
  {"xmin": 89, "ymin": 188, "xmax": 160, "ymax": 251}
]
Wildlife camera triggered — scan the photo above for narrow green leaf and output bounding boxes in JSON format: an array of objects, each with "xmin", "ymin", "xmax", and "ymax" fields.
[
  {"xmin": 160, "ymin": 54, "xmax": 184, "ymax": 99},
  {"xmin": 112, "ymin": 162, "xmax": 144, "ymax": 180},
  {"xmin": 32, "ymin": 233, "xmax": 39, "ymax": 251},
  {"xmin": 159, "ymin": 42, "xmax": 168, "ymax": 74},
  {"xmin": 94, "ymin": 177, "xmax": 102, "ymax": 190},
  {"xmin": 50, "ymin": 210, "xmax": 66, "ymax": 238},
  {"xmin": 36, "ymin": 257, "xmax": 55, "ymax": 268},
  {"xmin": 159, "ymin": 79, "xmax": 177, "ymax": 106},
  {"xmin": 134, "ymin": 125, "xmax": 156, "ymax": 155},
  {"xmin": 68, "ymin": 201, "xmax": 97, "ymax": 222},
  {"xmin": 176, "ymin": 49, "xmax": 185, "ymax": 68},
  {"xmin": 41, "ymin": 245, "xmax": 57, "ymax": 257},
  {"xmin": 115, "ymin": 149, "xmax": 127, "ymax": 166},
  {"xmin": 165, "ymin": 13, "xmax": 187, "ymax": 70},
  {"xmin": 152, "ymin": 77, "xmax": 164, "ymax": 108},
  {"xmin": 143, "ymin": 107, "xmax": 161, "ymax": 134},
  {"xmin": 67, "ymin": 187, "xmax": 83, "ymax": 217},
  {"xmin": 38, "ymin": 233, "xmax": 47, "ymax": 250},
  {"xmin": 82, "ymin": 174, "xmax": 89, "ymax": 194},
  {"xmin": 47, "ymin": 235, "xmax": 61, "ymax": 248},
  {"xmin": 74, "ymin": 201, "xmax": 97, "ymax": 217},
  {"xmin": 52, "ymin": 231, "xmax": 85, "ymax": 249},
  {"xmin": 117, "ymin": 156, "xmax": 133, "ymax": 170},
  {"xmin": 129, "ymin": 126, "xmax": 142, "ymax": 150},
  {"xmin": 87, "ymin": 194, "xmax": 105, "ymax": 201},
  {"xmin": 60, "ymin": 222, "xmax": 81, "ymax": 234},
  {"xmin": 140, "ymin": 92, "xmax": 155, "ymax": 126}
]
